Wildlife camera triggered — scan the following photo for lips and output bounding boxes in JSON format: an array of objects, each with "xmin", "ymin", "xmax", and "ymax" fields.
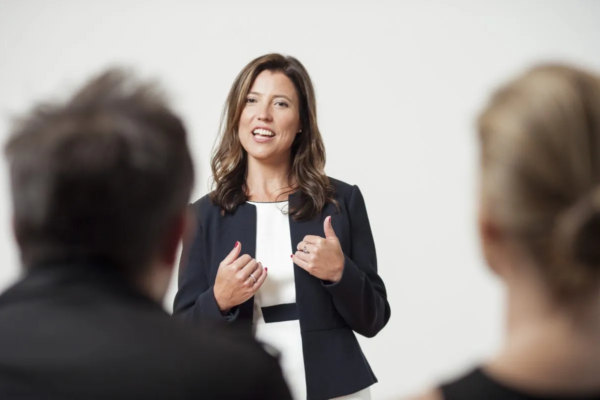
[{"xmin": 252, "ymin": 128, "xmax": 275, "ymax": 137}]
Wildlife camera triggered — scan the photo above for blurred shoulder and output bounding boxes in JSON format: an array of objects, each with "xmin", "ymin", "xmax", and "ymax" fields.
[
  {"xmin": 128, "ymin": 316, "xmax": 288, "ymax": 397},
  {"xmin": 173, "ymin": 321, "xmax": 280, "ymax": 366},
  {"xmin": 173, "ymin": 323, "xmax": 286, "ymax": 388}
]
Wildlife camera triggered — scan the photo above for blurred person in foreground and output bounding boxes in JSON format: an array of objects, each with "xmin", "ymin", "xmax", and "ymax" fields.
[
  {"xmin": 412, "ymin": 64, "xmax": 600, "ymax": 400},
  {"xmin": 0, "ymin": 69, "xmax": 291, "ymax": 400}
]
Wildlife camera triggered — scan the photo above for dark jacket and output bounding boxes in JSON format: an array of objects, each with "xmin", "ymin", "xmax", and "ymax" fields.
[
  {"xmin": 0, "ymin": 261, "xmax": 292, "ymax": 400},
  {"xmin": 441, "ymin": 367, "xmax": 600, "ymax": 400},
  {"xmin": 174, "ymin": 178, "xmax": 391, "ymax": 400}
]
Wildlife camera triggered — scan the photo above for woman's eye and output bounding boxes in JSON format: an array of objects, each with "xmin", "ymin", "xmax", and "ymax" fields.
[
  {"xmin": 246, "ymin": 97, "xmax": 257, "ymax": 103},
  {"xmin": 275, "ymin": 101, "xmax": 289, "ymax": 107}
]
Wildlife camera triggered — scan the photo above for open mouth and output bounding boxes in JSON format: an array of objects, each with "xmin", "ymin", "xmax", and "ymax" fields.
[{"xmin": 252, "ymin": 128, "xmax": 275, "ymax": 137}]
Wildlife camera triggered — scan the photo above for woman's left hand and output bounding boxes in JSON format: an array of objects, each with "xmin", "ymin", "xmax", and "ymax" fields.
[{"xmin": 292, "ymin": 216, "xmax": 345, "ymax": 282}]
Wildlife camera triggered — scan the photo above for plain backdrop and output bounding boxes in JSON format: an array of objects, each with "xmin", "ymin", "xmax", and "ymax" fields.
[{"xmin": 1, "ymin": 1, "xmax": 600, "ymax": 398}]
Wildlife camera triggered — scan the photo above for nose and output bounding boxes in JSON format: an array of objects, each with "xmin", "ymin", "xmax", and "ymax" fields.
[{"xmin": 256, "ymin": 102, "xmax": 272, "ymax": 122}]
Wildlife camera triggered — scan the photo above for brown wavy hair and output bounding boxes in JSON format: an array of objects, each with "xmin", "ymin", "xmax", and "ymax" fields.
[{"xmin": 210, "ymin": 53, "xmax": 336, "ymax": 220}]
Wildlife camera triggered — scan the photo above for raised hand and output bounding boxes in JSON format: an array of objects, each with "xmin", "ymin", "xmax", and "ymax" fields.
[
  {"xmin": 292, "ymin": 216, "xmax": 344, "ymax": 282},
  {"xmin": 214, "ymin": 242, "xmax": 267, "ymax": 312}
]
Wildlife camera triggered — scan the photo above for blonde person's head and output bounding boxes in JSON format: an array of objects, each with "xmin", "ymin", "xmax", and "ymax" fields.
[{"xmin": 478, "ymin": 64, "xmax": 600, "ymax": 300}]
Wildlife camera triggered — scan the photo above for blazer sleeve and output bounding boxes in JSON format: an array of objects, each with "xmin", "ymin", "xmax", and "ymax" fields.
[
  {"xmin": 172, "ymin": 204, "xmax": 240, "ymax": 323},
  {"xmin": 323, "ymin": 185, "xmax": 391, "ymax": 337}
]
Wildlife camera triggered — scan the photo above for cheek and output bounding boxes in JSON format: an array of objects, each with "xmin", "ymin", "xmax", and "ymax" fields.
[
  {"xmin": 281, "ymin": 132, "xmax": 297, "ymax": 148},
  {"xmin": 237, "ymin": 128, "xmax": 250, "ymax": 152},
  {"xmin": 280, "ymin": 114, "xmax": 300, "ymax": 136},
  {"xmin": 238, "ymin": 110, "xmax": 252, "ymax": 138},
  {"xmin": 239, "ymin": 109, "xmax": 252, "ymax": 129},
  {"xmin": 276, "ymin": 121, "xmax": 297, "ymax": 147},
  {"xmin": 237, "ymin": 114, "xmax": 252, "ymax": 150}
]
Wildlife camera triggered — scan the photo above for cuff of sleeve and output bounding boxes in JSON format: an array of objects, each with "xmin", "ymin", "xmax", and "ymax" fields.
[
  {"xmin": 198, "ymin": 286, "xmax": 240, "ymax": 322},
  {"xmin": 321, "ymin": 255, "xmax": 363, "ymax": 293}
]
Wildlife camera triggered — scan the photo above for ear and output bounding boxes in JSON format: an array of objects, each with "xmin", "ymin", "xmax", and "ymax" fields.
[
  {"xmin": 159, "ymin": 208, "xmax": 192, "ymax": 269},
  {"xmin": 478, "ymin": 205, "xmax": 506, "ymax": 278}
]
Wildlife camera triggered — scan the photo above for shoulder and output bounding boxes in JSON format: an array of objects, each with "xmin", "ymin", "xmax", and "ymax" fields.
[
  {"xmin": 170, "ymin": 319, "xmax": 272, "ymax": 360},
  {"xmin": 327, "ymin": 177, "xmax": 369, "ymax": 212},
  {"xmin": 327, "ymin": 176, "xmax": 358, "ymax": 201},
  {"xmin": 107, "ymin": 315, "xmax": 286, "ymax": 396},
  {"xmin": 169, "ymin": 323, "xmax": 285, "ymax": 389},
  {"xmin": 190, "ymin": 193, "xmax": 220, "ymax": 219},
  {"xmin": 328, "ymin": 176, "xmax": 354, "ymax": 193},
  {"xmin": 192, "ymin": 327, "xmax": 278, "ymax": 366}
]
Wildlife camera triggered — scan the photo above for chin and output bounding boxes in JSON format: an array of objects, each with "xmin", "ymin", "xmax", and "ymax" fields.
[
  {"xmin": 243, "ymin": 145, "xmax": 272, "ymax": 160},
  {"xmin": 247, "ymin": 151, "xmax": 274, "ymax": 161}
]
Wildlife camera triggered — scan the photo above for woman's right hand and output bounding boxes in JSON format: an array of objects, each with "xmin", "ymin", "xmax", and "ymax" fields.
[{"xmin": 213, "ymin": 242, "xmax": 267, "ymax": 312}]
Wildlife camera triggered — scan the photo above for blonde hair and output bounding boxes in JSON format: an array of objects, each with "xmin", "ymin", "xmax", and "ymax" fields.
[{"xmin": 479, "ymin": 64, "xmax": 600, "ymax": 298}]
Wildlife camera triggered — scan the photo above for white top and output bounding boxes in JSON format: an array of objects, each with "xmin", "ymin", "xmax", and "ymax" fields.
[{"xmin": 249, "ymin": 201, "xmax": 371, "ymax": 400}]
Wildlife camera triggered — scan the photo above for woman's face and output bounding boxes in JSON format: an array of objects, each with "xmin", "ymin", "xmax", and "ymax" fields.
[{"xmin": 238, "ymin": 70, "xmax": 302, "ymax": 164}]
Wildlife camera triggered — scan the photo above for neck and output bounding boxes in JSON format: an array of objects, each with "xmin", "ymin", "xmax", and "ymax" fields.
[
  {"xmin": 246, "ymin": 154, "xmax": 294, "ymax": 202},
  {"xmin": 27, "ymin": 257, "xmax": 167, "ymax": 306},
  {"xmin": 488, "ymin": 260, "xmax": 600, "ymax": 391},
  {"xmin": 503, "ymin": 266, "xmax": 600, "ymax": 346}
]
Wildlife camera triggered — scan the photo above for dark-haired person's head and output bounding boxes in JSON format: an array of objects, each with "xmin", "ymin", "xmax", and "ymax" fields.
[
  {"xmin": 478, "ymin": 64, "xmax": 600, "ymax": 303},
  {"xmin": 5, "ymin": 69, "xmax": 194, "ymax": 301}
]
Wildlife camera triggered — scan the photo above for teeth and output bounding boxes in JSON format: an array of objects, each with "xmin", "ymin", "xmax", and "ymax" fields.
[{"xmin": 253, "ymin": 128, "xmax": 275, "ymax": 137}]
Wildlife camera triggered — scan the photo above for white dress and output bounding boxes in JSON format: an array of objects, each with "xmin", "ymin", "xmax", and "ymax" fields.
[{"xmin": 249, "ymin": 201, "xmax": 371, "ymax": 400}]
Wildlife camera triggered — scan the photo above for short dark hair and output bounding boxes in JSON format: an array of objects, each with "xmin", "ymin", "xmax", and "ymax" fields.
[{"xmin": 5, "ymin": 68, "xmax": 194, "ymax": 276}]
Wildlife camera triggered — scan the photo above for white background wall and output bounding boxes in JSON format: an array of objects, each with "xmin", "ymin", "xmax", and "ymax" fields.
[{"xmin": 1, "ymin": 1, "xmax": 600, "ymax": 398}]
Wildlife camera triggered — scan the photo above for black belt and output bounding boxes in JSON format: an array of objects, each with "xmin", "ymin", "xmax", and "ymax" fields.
[{"xmin": 261, "ymin": 303, "xmax": 299, "ymax": 323}]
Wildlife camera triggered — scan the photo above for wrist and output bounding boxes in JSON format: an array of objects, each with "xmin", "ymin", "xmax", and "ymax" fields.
[
  {"xmin": 213, "ymin": 288, "xmax": 230, "ymax": 312},
  {"xmin": 331, "ymin": 261, "xmax": 345, "ymax": 282}
]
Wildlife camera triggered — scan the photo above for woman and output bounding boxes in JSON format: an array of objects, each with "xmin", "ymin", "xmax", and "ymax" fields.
[
  {"xmin": 174, "ymin": 53, "xmax": 391, "ymax": 400},
  {"xmin": 414, "ymin": 65, "xmax": 600, "ymax": 400}
]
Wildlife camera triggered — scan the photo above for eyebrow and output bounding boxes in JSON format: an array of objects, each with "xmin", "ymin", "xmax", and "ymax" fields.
[{"xmin": 248, "ymin": 92, "xmax": 294, "ymax": 103}]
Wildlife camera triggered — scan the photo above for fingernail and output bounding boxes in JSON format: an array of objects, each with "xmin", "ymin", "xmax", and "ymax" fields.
[
  {"xmin": 234, "ymin": 241, "xmax": 239, "ymax": 248},
  {"xmin": 290, "ymin": 254, "xmax": 294, "ymax": 259},
  {"xmin": 265, "ymin": 267, "xmax": 268, "ymax": 272}
]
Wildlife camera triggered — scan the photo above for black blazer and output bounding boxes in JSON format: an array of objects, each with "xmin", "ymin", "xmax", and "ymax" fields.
[
  {"xmin": 174, "ymin": 178, "xmax": 391, "ymax": 400},
  {"xmin": 0, "ymin": 262, "xmax": 291, "ymax": 400}
]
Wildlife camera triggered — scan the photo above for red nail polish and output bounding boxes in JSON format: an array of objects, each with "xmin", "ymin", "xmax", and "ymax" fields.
[
  {"xmin": 234, "ymin": 241, "xmax": 239, "ymax": 248},
  {"xmin": 290, "ymin": 254, "xmax": 294, "ymax": 259},
  {"xmin": 265, "ymin": 267, "xmax": 268, "ymax": 272}
]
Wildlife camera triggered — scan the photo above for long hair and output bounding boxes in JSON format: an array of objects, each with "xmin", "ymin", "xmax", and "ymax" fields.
[{"xmin": 210, "ymin": 53, "xmax": 335, "ymax": 220}]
